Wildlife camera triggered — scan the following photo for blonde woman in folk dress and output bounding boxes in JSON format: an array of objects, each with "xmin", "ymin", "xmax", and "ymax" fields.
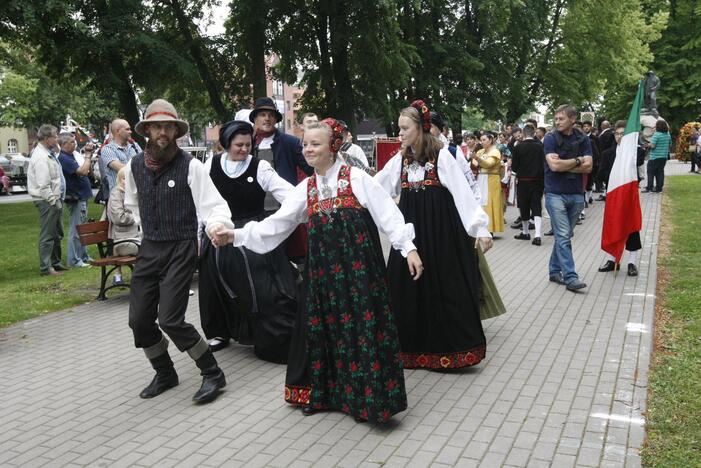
[
  {"xmin": 473, "ymin": 132, "xmax": 505, "ymax": 233},
  {"xmin": 212, "ymin": 119, "xmax": 423, "ymax": 423},
  {"xmin": 375, "ymin": 100, "xmax": 493, "ymax": 370}
]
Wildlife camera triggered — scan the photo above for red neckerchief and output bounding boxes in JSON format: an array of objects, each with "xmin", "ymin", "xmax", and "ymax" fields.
[
  {"xmin": 254, "ymin": 130, "xmax": 275, "ymax": 147},
  {"xmin": 144, "ymin": 141, "xmax": 178, "ymax": 173}
]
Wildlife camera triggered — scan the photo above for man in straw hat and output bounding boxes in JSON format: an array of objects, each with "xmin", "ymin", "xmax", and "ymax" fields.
[{"xmin": 123, "ymin": 98, "xmax": 235, "ymax": 403}]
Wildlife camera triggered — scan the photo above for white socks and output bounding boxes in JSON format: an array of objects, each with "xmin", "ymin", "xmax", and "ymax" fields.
[
  {"xmin": 605, "ymin": 251, "xmax": 638, "ymax": 264},
  {"xmin": 534, "ymin": 216, "xmax": 542, "ymax": 238}
]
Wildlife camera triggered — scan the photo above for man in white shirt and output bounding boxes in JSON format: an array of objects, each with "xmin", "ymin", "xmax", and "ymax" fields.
[
  {"xmin": 124, "ymin": 99, "xmax": 235, "ymax": 404},
  {"xmin": 28, "ymin": 124, "xmax": 67, "ymax": 276}
]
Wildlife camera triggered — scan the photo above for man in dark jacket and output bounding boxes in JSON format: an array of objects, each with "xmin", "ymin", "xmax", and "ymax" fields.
[
  {"xmin": 250, "ymin": 97, "xmax": 313, "ymax": 203},
  {"xmin": 511, "ymin": 124, "xmax": 545, "ymax": 245}
]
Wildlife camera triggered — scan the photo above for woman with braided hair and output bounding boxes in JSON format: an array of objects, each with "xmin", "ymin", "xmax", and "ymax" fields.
[
  {"xmin": 375, "ymin": 100, "xmax": 493, "ymax": 370},
  {"xmin": 212, "ymin": 118, "xmax": 422, "ymax": 423}
]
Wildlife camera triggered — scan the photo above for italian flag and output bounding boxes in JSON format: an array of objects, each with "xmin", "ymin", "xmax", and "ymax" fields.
[{"xmin": 601, "ymin": 81, "xmax": 643, "ymax": 262}]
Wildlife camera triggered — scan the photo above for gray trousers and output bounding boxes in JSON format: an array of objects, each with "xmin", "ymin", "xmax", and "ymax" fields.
[
  {"xmin": 128, "ymin": 239, "xmax": 207, "ymax": 360},
  {"xmin": 34, "ymin": 200, "xmax": 64, "ymax": 273}
]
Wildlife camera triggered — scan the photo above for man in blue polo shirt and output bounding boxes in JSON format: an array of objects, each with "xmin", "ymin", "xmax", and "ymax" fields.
[
  {"xmin": 58, "ymin": 132, "xmax": 95, "ymax": 268},
  {"xmin": 543, "ymin": 105, "xmax": 593, "ymax": 292}
]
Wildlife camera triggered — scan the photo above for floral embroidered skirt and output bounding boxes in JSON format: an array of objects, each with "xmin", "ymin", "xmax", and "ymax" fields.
[
  {"xmin": 284, "ymin": 208, "xmax": 407, "ymax": 422},
  {"xmin": 388, "ymin": 186, "xmax": 487, "ymax": 369}
]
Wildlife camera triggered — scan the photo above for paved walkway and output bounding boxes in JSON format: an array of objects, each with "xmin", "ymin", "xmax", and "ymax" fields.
[{"xmin": 0, "ymin": 161, "xmax": 689, "ymax": 467}]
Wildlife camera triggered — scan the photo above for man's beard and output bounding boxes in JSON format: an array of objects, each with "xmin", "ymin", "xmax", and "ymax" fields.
[{"xmin": 146, "ymin": 138, "xmax": 178, "ymax": 161}]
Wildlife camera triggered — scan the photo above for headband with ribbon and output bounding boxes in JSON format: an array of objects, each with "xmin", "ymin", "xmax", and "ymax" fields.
[
  {"xmin": 411, "ymin": 99, "xmax": 432, "ymax": 133},
  {"xmin": 321, "ymin": 117, "xmax": 346, "ymax": 153}
]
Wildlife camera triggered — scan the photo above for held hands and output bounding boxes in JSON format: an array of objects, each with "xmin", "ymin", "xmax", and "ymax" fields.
[
  {"xmin": 477, "ymin": 237, "xmax": 493, "ymax": 253},
  {"xmin": 406, "ymin": 250, "xmax": 423, "ymax": 281},
  {"xmin": 208, "ymin": 223, "xmax": 235, "ymax": 248}
]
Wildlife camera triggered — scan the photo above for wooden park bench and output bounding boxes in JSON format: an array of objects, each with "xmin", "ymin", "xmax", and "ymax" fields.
[{"xmin": 76, "ymin": 220, "xmax": 139, "ymax": 301}]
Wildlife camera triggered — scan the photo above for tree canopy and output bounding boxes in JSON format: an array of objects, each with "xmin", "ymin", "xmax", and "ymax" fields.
[{"xmin": 0, "ymin": 0, "xmax": 685, "ymax": 134}]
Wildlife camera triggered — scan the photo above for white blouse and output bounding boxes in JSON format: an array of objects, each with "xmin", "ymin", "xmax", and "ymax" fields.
[
  {"xmin": 204, "ymin": 154, "xmax": 292, "ymax": 208},
  {"xmin": 233, "ymin": 158, "xmax": 417, "ymax": 257},
  {"xmin": 123, "ymin": 157, "xmax": 235, "ymax": 237},
  {"xmin": 374, "ymin": 148, "xmax": 491, "ymax": 238}
]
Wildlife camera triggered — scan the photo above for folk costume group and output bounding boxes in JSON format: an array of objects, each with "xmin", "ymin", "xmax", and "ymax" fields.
[{"xmin": 124, "ymin": 97, "xmax": 496, "ymax": 423}]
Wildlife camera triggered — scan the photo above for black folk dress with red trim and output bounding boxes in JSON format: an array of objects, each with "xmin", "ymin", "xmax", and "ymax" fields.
[{"xmin": 387, "ymin": 155, "xmax": 486, "ymax": 369}]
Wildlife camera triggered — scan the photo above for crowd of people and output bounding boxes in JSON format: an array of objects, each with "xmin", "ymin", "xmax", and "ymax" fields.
[{"xmin": 22, "ymin": 94, "xmax": 674, "ymax": 423}]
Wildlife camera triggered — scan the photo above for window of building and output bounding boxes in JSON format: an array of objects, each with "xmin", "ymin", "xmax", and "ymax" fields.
[
  {"xmin": 286, "ymin": 119, "xmax": 291, "ymax": 130},
  {"xmin": 7, "ymin": 139, "xmax": 18, "ymax": 153},
  {"xmin": 286, "ymin": 100, "xmax": 291, "ymax": 112},
  {"xmin": 272, "ymin": 80, "xmax": 283, "ymax": 96}
]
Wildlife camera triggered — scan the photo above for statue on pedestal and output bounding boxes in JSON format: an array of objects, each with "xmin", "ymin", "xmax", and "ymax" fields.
[{"xmin": 643, "ymin": 71, "xmax": 660, "ymax": 117}]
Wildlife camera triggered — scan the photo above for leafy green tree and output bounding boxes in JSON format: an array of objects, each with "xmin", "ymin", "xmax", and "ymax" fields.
[{"xmin": 648, "ymin": 0, "xmax": 701, "ymax": 130}]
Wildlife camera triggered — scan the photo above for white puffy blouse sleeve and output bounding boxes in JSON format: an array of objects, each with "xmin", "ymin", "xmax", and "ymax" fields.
[
  {"xmin": 351, "ymin": 168, "xmax": 416, "ymax": 257},
  {"xmin": 233, "ymin": 179, "xmax": 308, "ymax": 254},
  {"xmin": 373, "ymin": 151, "xmax": 403, "ymax": 198},
  {"xmin": 257, "ymin": 159, "xmax": 294, "ymax": 204},
  {"xmin": 437, "ymin": 150, "xmax": 491, "ymax": 238},
  {"xmin": 187, "ymin": 159, "xmax": 235, "ymax": 236}
]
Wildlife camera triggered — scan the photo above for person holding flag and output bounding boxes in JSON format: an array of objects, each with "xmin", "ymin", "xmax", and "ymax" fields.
[{"xmin": 600, "ymin": 82, "xmax": 645, "ymax": 276}]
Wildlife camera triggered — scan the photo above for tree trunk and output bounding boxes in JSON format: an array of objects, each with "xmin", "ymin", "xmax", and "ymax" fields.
[
  {"xmin": 315, "ymin": 10, "xmax": 337, "ymax": 116},
  {"xmin": 169, "ymin": 0, "xmax": 229, "ymax": 121},
  {"xmin": 93, "ymin": 0, "xmax": 143, "ymax": 145},
  {"xmin": 529, "ymin": 0, "xmax": 564, "ymax": 97},
  {"xmin": 328, "ymin": 3, "xmax": 356, "ymax": 134},
  {"xmin": 245, "ymin": 0, "xmax": 267, "ymax": 99}
]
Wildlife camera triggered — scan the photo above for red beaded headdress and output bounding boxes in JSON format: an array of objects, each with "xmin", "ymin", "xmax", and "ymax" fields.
[
  {"xmin": 320, "ymin": 118, "xmax": 346, "ymax": 153},
  {"xmin": 410, "ymin": 99, "xmax": 431, "ymax": 133}
]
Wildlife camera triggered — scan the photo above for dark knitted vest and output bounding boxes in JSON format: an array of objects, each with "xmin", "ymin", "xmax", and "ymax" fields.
[
  {"xmin": 209, "ymin": 155, "xmax": 266, "ymax": 221},
  {"xmin": 131, "ymin": 149, "xmax": 198, "ymax": 241}
]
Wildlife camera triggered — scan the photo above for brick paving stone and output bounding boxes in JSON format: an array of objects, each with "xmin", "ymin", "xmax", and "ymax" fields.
[{"xmin": 0, "ymin": 160, "xmax": 680, "ymax": 466}]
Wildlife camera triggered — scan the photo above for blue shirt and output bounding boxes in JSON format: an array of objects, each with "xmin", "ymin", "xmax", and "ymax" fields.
[
  {"xmin": 59, "ymin": 150, "xmax": 93, "ymax": 200},
  {"xmin": 99, "ymin": 140, "xmax": 142, "ymax": 192},
  {"xmin": 543, "ymin": 130, "xmax": 593, "ymax": 195}
]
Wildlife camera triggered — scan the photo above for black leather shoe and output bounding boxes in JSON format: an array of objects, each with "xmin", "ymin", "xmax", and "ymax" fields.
[
  {"xmin": 627, "ymin": 263, "xmax": 638, "ymax": 276},
  {"xmin": 598, "ymin": 260, "xmax": 620, "ymax": 272},
  {"xmin": 544, "ymin": 229, "xmax": 554, "ymax": 236},
  {"xmin": 208, "ymin": 337, "xmax": 230, "ymax": 352},
  {"xmin": 566, "ymin": 280, "xmax": 587, "ymax": 292},
  {"xmin": 354, "ymin": 416, "xmax": 367, "ymax": 423},
  {"xmin": 549, "ymin": 273, "xmax": 565, "ymax": 285},
  {"xmin": 514, "ymin": 233, "xmax": 531, "ymax": 240},
  {"xmin": 302, "ymin": 407, "xmax": 318, "ymax": 416},
  {"xmin": 193, "ymin": 350, "xmax": 226, "ymax": 403},
  {"xmin": 532, "ymin": 237, "xmax": 541, "ymax": 246},
  {"xmin": 140, "ymin": 353, "xmax": 179, "ymax": 399}
]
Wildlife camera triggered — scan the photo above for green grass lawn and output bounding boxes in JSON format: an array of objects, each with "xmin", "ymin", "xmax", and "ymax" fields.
[
  {"xmin": 641, "ymin": 176, "xmax": 701, "ymax": 466},
  {"xmin": 0, "ymin": 201, "xmax": 130, "ymax": 327}
]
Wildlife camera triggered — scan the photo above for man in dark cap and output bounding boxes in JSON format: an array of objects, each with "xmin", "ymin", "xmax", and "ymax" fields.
[
  {"xmin": 250, "ymin": 97, "xmax": 313, "ymax": 260},
  {"xmin": 124, "ymin": 99, "xmax": 235, "ymax": 404},
  {"xmin": 250, "ymin": 97, "xmax": 312, "ymax": 205}
]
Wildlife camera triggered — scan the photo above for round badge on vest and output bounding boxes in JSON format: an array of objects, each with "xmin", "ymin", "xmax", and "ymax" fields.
[
  {"xmin": 247, "ymin": 176, "xmax": 254, "ymax": 183},
  {"xmin": 168, "ymin": 180, "xmax": 175, "ymax": 188}
]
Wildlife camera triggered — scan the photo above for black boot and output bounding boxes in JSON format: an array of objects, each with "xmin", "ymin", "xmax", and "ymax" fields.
[
  {"xmin": 140, "ymin": 353, "xmax": 179, "ymax": 399},
  {"xmin": 193, "ymin": 349, "xmax": 226, "ymax": 403},
  {"xmin": 627, "ymin": 263, "xmax": 638, "ymax": 276}
]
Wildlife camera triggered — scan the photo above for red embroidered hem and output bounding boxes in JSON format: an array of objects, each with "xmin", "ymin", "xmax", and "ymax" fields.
[
  {"xmin": 285, "ymin": 384, "xmax": 311, "ymax": 406},
  {"xmin": 400, "ymin": 345, "xmax": 486, "ymax": 369}
]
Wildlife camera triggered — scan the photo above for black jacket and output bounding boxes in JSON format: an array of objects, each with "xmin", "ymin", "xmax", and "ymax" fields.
[{"xmin": 511, "ymin": 138, "xmax": 545, "ymax": 179}]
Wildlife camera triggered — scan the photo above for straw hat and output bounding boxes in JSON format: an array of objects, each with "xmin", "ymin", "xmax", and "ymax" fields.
[{"xmin": 135, "ymin": 99, "xmax": 189, "ymax": 138}]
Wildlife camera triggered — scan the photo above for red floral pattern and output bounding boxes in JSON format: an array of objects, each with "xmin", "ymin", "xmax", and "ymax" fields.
[
  {"xmin": 290, "ymin": 165, "xmax": 407, "ymax": 422},
  {"xmin": 307, "ymin": 165, "xmax": 362, "ymax": 217},
  {"xmin": 400, "ymin": 157, "xmax": 443, "ymax": 190},
  {"xmin": 400, "ymin": 344, "xmax": 486, "ymax": 369}
]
